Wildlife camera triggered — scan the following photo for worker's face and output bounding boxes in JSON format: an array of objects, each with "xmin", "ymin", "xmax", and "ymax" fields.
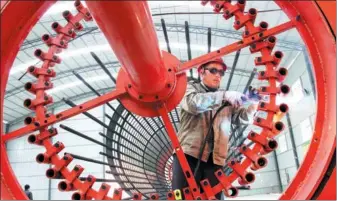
[{"xmin": 201, "ymin": 62, "xmax": 225, "ymax": 89}]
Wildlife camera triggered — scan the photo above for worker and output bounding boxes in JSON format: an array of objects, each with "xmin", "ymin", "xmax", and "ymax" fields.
[
  {"xmin": 172, "ymin": 58, "xmax": 260, "ymax": 200},
  {"xmin": 24, "ymin": 184, "xmax": 33, "ymax": 200}
]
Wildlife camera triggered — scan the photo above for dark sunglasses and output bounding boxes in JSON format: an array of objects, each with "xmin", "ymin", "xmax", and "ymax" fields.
[{"xmin": 204, "ymin": 67, "xmax": 225, "ymax": 76}]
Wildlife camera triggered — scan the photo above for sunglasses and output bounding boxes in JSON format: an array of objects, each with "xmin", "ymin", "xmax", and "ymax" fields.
[{"xmin": 204, "ymin": 67, "xmax": 225, "ymax": 76}]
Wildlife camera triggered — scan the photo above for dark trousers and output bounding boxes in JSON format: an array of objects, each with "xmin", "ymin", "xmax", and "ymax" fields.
[{"xmin": 171, "ymin": 153, "xmax": 223, "ymax": 200}]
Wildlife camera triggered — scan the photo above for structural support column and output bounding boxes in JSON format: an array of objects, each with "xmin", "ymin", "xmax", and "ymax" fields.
[
  {"xmin": 303, "ymin": 48, "xmax": 316, "ymax": 100},
  {"xmin": 286, "ymin": 113, "xmax": 300, "ymax": 169},
  {"xmin": 273, "ymin": 151, "xmax": 283, "ymax": 191}
]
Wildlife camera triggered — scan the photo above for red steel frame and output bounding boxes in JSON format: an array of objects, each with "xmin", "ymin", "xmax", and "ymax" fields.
[{"xmin": 1, "ymin": 0, "xmax": 335, "ymax": 200}]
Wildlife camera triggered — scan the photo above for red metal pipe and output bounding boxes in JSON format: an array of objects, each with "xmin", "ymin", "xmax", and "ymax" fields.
[{"xmin": 85, "ymin": 1, "xmax": 168, "ymax": 94}]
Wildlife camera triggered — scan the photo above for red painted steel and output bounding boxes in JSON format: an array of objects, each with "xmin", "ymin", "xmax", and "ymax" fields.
[
  {"xmin": 85, "ymin": 1, "xmax": 168, "ymax": 95},
  {"xmin": 0, "ymin": 0, "xmax": 335, "ymax": 200}
]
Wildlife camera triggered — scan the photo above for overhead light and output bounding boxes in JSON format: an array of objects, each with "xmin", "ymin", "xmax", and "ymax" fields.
[
  {"xmin": 3, "ymin": 120, "xmax": 9, "ymax": 124},
  {"xmin": 10, "ymin": 44, "xmax": 113, "ymax": 75},
  {"xmin": 47, "ymin": 73, "xmax": 116, "ymax": 95},
  {"xmin": 10, "ymin": 42, "xmax": 219, "ymax": 75}
]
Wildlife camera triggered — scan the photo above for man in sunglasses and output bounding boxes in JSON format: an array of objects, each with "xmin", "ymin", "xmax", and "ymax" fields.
[{"xmin": 172, "ymin": 58, "xmax": 260, "ymax": 199}]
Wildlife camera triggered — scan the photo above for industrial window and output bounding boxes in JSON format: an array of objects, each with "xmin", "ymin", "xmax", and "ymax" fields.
[
  {"xmin": 300, "ymin": 118, "xmax": 313, "ymax": 143},
  {"xmin": 291, "ymin": 78, "xmax": 305, "ymax": 103},
  {"xmin": 277, "ymin": 134, "xmax": 288, "ymax": 153}
]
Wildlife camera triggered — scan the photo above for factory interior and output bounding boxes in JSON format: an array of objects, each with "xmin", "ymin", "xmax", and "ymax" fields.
[{"xmin": 1, "ymin": 1, "xmax": 335, "ymax": 200}]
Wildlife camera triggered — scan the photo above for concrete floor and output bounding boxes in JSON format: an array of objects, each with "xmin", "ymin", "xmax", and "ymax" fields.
[{"xmin": 227, "ymin": 193, "xmax": 281, "ymax": 200}]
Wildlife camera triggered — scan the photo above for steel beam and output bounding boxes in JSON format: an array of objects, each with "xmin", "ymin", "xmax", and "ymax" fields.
[
  {"xmin": 303, "ymin": 49, "xmax": 316, "ymax": 100},
  {"xmin": 161, "ymin": 19, "xmax": 171, "ymax": 53},
  {"xmin": 243, "ymin": 68, "xmax": 257, "ymax": 93},
  {"xmin": 226, "ymin": 50, "xmax": 241, "ymax": 90},
  {"xmin": 285, "ymin": 113, "xmax": 300, "ymax": 169},
  {"xmin": 20, "ymin": 24, "xmax": 304, "ymax": 51},
  {"xmin": 185, "ymin": 21, "xmax": 193, "ymax": 76}
]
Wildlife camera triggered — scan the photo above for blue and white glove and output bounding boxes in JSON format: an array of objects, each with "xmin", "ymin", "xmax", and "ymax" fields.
[{"xmin": 244, "ymin": 86, "xmax": 261, "ymax": 103}]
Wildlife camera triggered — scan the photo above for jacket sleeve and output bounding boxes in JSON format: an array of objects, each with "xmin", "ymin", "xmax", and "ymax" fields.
[{"xmin": 180, "ymin": 84, "xmax": 225, "ymax": 115}]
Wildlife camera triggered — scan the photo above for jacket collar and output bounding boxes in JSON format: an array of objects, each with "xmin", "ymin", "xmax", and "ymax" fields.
[{"xmin": 200, "ymin": 82, "xmax": 219, "ymax": 92}]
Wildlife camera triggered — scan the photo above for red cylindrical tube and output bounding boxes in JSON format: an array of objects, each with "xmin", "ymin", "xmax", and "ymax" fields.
[
  {"xmin": 277, "ymin": 67, "xmax": 288, "ymax": 82},
  {"xmin": 259, "ymin": 21, "xmax": 269, "ymax": 31},
  {"xmin": 58, "ymin": 181, "xmax": 75, "ymax": 192},
  {"xmin": 63, "ymin": 10, "xmax": 74, "ymax": 22},
  {"xmin": 85, "ymin": 1, "xmax": 168, "ymax": 94}
]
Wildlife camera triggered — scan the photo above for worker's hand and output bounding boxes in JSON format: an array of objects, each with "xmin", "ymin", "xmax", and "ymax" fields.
[
  {"xmin": 223, "ymin": 91, "xmax": 247, "ymax": 108},
  {"xmin": 245, "ymin": 86, "xmax": 261, "ymax": 103}
]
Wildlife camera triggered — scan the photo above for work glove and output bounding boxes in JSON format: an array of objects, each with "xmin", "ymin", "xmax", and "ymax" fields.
[
  {"xmin": 223, "ymin": 91, "xmax": 247, "ymax": 108},
  {"xmin": 244, "ymin": 86, "xmax": 262, "ymax": 103}
]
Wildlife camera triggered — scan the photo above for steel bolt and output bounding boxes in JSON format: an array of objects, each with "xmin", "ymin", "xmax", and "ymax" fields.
[{"xmin": 128, "ymin": 84, "xmax": 132, "ymax": 88}]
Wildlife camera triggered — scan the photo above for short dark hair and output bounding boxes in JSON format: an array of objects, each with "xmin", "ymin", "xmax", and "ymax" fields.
[{"xmin": 24, "ymin": 184, "xmax": 30, "ymax": 190}]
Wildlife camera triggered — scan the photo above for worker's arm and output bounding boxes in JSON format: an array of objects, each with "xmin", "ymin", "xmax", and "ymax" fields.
[
  {"xmin": 180, "ymin": 84, "xmax": 246, "ymax": 115},
  {"xmin": 232, "ymin": 87, "xmax": 260, "ymax": 124}
]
